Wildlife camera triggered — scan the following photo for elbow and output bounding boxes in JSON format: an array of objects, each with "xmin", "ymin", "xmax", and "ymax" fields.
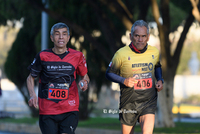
[{"xmin": 105, "ymin": 69, "xmax": 110, "ymax": 80}]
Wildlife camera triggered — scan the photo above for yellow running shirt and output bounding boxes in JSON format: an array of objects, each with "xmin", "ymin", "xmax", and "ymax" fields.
[{"xmin": 108, "ymin": 44, "xmax": 160, "ymax": 111}]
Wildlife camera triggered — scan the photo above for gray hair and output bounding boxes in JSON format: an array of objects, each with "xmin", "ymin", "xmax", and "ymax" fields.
[
  {"xmin": 131, "ymin": 20, "xmax": 149, "ymax": 35},
  {"xmin": 50, "ymin": 22, "xmax": 70, "ymax": 36}
]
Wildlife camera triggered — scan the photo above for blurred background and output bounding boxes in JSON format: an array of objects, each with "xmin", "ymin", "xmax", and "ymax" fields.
[{"xmin": 0, "ymin": 0, "xmax": 200, "ymax": 133}]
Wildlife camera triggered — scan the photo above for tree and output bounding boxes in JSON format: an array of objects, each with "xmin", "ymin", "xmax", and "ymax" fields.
[
  {"xmin": 1, "ymin": 0, "xmax": 41, "ymax": 117},
  {"xmin": 151, "ymin": 0, "xmax": 200, "ymax": 127},
  {"xmin": 2, "ymin": 0, "xmax": 198, "ymax": 125}
]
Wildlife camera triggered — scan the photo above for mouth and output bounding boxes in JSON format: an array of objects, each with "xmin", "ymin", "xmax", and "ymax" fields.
[
  {"xmin": 58, "ymin": 41, "xmax": 65, "ymax": 44},
  {"xmin": 137, "ymin": 43, "xmax": 144, "ymax": 45}
]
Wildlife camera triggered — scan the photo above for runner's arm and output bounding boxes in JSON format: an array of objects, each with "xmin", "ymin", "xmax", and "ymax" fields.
[
  {"xmin": 26, "ymin": 73, "xmax": 38, "ymax": 108},
  {"xmin": 79, "ymin": 74, "xmax": 90, "ymax": 91},
  {"xmin": 155, "ymin": 65, "xmax": 164, "ymax": 92},
  {"xmin": 105, "ymin": 68, "xmax": 125, "ymax": 84},
  {"xmin": 155, "ymin": 66, "xmax": 164, "ymax": 83}
]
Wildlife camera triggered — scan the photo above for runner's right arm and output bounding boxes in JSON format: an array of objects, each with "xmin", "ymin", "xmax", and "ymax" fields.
[
  {"xmin": 106, "ymin": 68, "xmax": 137, "ymax": 87},
  {"xmin": 105, "ymin": 67, "xmax": 125, "ymax": 84},
  {"xmin": 27, "ymin": 73, "xmax": 38, "ymax": 108}
]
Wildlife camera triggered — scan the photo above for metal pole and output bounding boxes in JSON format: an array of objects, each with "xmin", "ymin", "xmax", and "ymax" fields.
[{"xmin": 41, "ymin": 0, "xmax": 49, "ymax": 50}]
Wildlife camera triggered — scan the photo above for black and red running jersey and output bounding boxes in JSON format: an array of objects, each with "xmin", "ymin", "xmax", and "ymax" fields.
[{"xmin": 29, "ymin": 48, "xmax": 88, "ymax": 115}]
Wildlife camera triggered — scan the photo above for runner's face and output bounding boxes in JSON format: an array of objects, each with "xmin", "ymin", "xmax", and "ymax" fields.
[
  {"xmin": 50, "ymin": 28, "xmax": 70, "ymax": 49},
  {"xmin": 130, "ymin": 26, "xmax": 149, "ymax": 50}
]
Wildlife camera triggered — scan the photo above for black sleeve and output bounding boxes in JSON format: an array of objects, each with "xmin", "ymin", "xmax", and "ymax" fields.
[
  {"xmin": 154, "ymin": 62, "xmax": 164, "ymax": 83},
  {"xmin": 28, "ymin": 52, "xmax": 42, "ymax": 78},
  {"xmin": 105, "ymin": 67, "xmax": 125, "ymax": 84}
]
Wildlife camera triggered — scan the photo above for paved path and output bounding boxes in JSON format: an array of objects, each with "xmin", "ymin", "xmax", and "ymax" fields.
[{"xmin": 0, "ymin": 131, "xmax": 30, "ymax": 134}]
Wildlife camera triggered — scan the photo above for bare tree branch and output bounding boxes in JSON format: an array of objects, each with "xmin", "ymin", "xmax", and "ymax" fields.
[
  {"xmin": 151, "ymin": 0, "xmax": 169, "ymax": 74},
  {"xmin": 117, "ymin": 0, "xmax": 133, "ymax": 20},
  {"xmin": 138, "ymin": 0, "xmax": 151, "ymax": 20},
  {"xmin": 190, "ymin": 0, "xmax": 200, "ymax": 22},
  {"xmin": 173, "ymin": 11, "xmax": 195, "ymax": 70},
  {"xmin": 151, "ymin": 0, "xmax": 162, "ymax": 28},
  {"xmin": 99, "ymin": 0, "xmax": 133, "ymax": 30},
  {"xmin": 83, "ymin": 0, "xmax": 121, "ymax": 54}
]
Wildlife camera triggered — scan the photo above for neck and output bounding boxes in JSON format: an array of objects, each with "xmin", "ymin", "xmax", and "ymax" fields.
[
  {"xmin": 52, "ymin": 47, "xmax": 68, "ymax": 54},
  {"xmin": 131, "ymin": 43, "xmax": 141, "ymax": 53},
  {"xmin": 129, "ymin": 42, "xmax": 147, "ymax": 53}
]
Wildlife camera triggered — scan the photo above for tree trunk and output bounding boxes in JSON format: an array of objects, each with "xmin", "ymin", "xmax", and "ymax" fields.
[{"xmin": 155, "ymin": 72, "xmax": 175, "ymax": 127}]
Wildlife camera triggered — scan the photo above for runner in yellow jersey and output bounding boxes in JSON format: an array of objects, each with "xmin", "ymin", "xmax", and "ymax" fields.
[{"xmin": 106, "ymin": 20, "xmax": 163, "ymax": 134}]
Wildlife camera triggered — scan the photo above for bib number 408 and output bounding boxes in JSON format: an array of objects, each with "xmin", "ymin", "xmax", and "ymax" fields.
[
  {"xmin": 134, "ymin": 78, "xmax": 152, "ymax": 90},
  {"xmin": 51, "ymin": 90, "xmax": 66, "ymax": 98},
  {"xmin": 48, "ymin": 88, "xmax": 68, "ymax": 100}
]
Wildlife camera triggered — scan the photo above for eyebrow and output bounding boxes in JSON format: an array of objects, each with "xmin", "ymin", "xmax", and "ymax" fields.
[{"xmin": 54, "ymin": 31, "xmax": 68, "ymax": 34}]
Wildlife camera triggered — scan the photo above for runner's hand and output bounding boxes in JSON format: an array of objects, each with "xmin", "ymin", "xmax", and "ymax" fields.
[
  {"xmin": 28, "ymin": 94, "xmax": 38, "ymax": 108},
  {"xmin": 156, "ymin": 80, "xmax": 163, "ymax": 92},
  {"xmin": 79, "ymin": 80, "xmax": 88, "ymax": 92},
  {"xmin": 123, "ymin": 76, "xmax": 137, "ymax": 87}
]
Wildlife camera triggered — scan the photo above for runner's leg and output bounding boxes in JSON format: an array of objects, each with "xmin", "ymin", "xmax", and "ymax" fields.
[
  {"xmin": 39, "ymin": 115, "xmax": 58, "ymax": 134},
  {"xmin": 59, "ymin": 111, "xmax": 79, "ymax": 134},
  {"xmin": 139, "ymin": 114, "xmax": 155, "ymax": 134},
  {"xmin": 121, "ymin": 123, "xmax": 135, "ymax": 134}
]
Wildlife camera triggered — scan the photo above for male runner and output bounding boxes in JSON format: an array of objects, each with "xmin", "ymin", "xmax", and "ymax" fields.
[
  {"xmin": 27, "ymin": 22, "xmax": 89, "ymax": 134},
  {"xmin": 106, "ymin": 20, "xmax": 163, "ymax": 134}
]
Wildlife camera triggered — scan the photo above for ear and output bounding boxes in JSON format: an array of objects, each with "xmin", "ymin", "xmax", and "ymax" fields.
[
  {"xmin": 67, "ymin": 35, "xmax": 70, "ymax": 42},
  {"xmin": 50, "ymin": 35, "xmax": 54, "ymax": 42},
  {"xmin": 129, "ymin": 33, "xmax": 132, "ymax": 40}
]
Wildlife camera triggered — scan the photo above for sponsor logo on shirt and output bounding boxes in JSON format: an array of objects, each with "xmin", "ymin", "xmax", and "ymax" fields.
[
  {"xmin": 46, "ymin": 65, "xmax": 73, "ymax": 71},
  {"xmin": 49, "ymin": 83, "xmax": 54, "ymax": 88},
  {"xmin": 132, "ymin": 63, "xmax": 153, "ymax": 71},
  {"xmin": 68, "ymin": 100, "xmax": 76, "ymax": 106}
]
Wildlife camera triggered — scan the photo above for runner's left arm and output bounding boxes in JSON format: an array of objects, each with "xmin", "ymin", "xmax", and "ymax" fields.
[
  {"xmin": 154, "ymin": 62, "xmax": 164, "ymax": 83},
  {"xmin": 155, "ymin": 62, "xmax": 164, "ymax": 92},
  {"xmin": 79, "ymin": 74, "xmax": 90, "ymax": 92}
]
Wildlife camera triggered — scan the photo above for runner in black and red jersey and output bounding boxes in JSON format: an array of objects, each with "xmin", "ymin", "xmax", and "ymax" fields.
[
  {"xmin": 26, "ymin": 22, "xmax": 89, "ymax": 134},
  {"xmin": 106, "ymin": 20, "xmax": 163, "ymax": 134}
]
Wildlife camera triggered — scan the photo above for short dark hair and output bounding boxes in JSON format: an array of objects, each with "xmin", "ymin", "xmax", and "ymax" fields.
[{"xmin": 50, "ymin": 22, "xmax": 70, "ymax": 36}]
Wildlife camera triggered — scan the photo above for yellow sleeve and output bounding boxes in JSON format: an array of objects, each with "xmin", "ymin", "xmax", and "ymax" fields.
[{"xmin": 109, "ymin": 51, "xmax": 122, "ymax": 75}]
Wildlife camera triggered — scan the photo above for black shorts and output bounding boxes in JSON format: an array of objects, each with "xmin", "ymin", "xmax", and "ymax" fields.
[
  {"xmin": 119, "ymin": 103, "xmax": 157, "ymax": 126},
  {"xmin": 39, "ymin": 111, "xmax": 79, "ymax": 134}
]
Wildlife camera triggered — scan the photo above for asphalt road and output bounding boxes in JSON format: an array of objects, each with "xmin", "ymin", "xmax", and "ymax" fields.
[{"xmin": 0, "ymin": 132, "xmax": 30, "ymax": 134}]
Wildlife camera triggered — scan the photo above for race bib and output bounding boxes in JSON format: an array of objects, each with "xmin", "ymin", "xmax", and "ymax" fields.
[
  {"xmin": 133, "ymin": 73, "xmax": 153, "ymax": 90},
  {"xmin": 48, "ymin": 83, "xmax": 69, "ymax": 100}
]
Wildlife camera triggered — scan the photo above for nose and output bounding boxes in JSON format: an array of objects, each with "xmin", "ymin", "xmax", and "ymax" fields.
[
  {"xmin": 138, "ymin": 36, "xmax": 142, "ymax": 42},
  {"xmin": 59, "ymin": 34, "xmax": 64, "ymax": 39}
]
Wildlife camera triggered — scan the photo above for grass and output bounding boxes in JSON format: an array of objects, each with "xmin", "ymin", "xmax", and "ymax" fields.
[
  {"xmin": 0, "ymin": 117, "xmax": 38, "ymax": 124},
  {"xmin": 78, "ymin": 117, "xmax": 121, "ymax": 130},
  {"xmin": 1, "ymin": 116, "xmax": 200, "ymax": 133},
  {"xmin": 78, "ymin": 117, "xmax": 200, "ymax": 133}
]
